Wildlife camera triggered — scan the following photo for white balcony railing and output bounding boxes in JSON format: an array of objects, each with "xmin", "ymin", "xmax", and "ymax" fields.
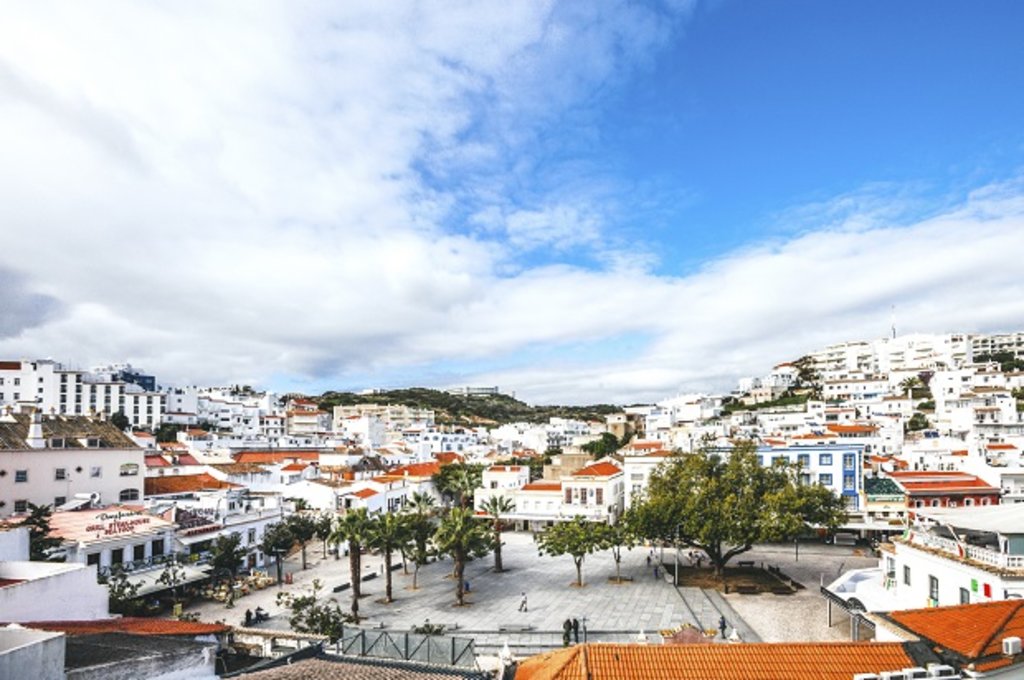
[{"xmin": 905, "ymin": 532, "xmax": 1024, "ymax": 570}]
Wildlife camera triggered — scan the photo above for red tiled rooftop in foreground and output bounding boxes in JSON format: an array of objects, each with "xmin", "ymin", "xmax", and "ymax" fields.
[
  {"xmin": 0, "ymin": 579, "xmax": 24, "ymax": 588},
  {"xmin": 23, "ymin": 617, "xmax": 230, "ymax": 637},
  {"xmin": 515, "ymin": 642, "xmax": 916, "ymax": 680},
  {"xmin": 573, "ymin": 461, "xmax": 621, "ymax": 477},
  {"xmin": 144, "ymin": 473, "xmax": 240, "ymax": 495},
  {"xmin": 521, "ymin": 481, "xmax": 562, "ymax": 492},
  {"xmin": 144, "ymin": 454, "xmax": 170, "ymax": 468},
  {"xmin": 281, "ymin": 462, "xmax": 308, "ymax": 472},
  {"xmin": 887, "ymin": 600, "xmax": 1024, "ymax": 663}
]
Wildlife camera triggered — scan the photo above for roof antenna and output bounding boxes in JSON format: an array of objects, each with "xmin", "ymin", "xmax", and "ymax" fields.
[{"xmin": 890, "ymin": 304, "xmax": 896, "ymax": 340}]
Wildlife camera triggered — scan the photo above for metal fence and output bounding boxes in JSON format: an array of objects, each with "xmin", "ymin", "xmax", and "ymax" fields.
[{"xmin": 332, "ymin": 626, "xmax": 477, "ymax": 668}]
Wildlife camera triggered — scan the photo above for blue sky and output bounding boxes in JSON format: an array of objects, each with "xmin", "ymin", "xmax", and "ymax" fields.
[{"xmin": 2, "ymin": 2, "xmax": 1024, "ymax": 404}]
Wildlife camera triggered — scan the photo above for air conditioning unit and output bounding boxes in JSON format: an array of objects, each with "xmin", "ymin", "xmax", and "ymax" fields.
[
  {"xmin": 1004, "ymin": 636, "xmax": 1022, "ymax": 656},
  {"xmin": 880, "ymin": 672, "xmax": 906, "ymax": 680},
  {"xmin": 902, "ymin": 669, "xmax": 927, "ymax": 679},
  {"xmin": 853, "ymin": 674, "xmax": 880, "ymax": 680},
  {"xmin": 927, "ymin": 665, "xmax": 956, "ymax": 678}
]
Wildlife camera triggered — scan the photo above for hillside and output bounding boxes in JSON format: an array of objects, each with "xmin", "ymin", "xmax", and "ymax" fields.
[{"xmin": 314, "ymin": 388, "xmax": 621, "ymax": 426}]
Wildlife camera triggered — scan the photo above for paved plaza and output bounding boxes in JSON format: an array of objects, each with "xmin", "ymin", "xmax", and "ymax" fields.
[{"xmin": 183, "ymin": 532, "xmax": 876, "ymax": 649}]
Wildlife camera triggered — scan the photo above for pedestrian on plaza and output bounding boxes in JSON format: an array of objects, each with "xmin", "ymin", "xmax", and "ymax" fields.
[
  {"xmin": 646, "ymin": 554, "xmax": 651, "ymax": 567},
  {"xmin": 653, "ymin": 565, "xmax": 660, "ymax": 579},
  {"xmin": 572, "ymin": 618, "xmax": 580, "ymax": 643},
  {"xmin": 244, "ymin": 609, "xmax": 253, "ymax": 627},
  {"xmin": 562, "ymin": 619, "xmax": 572, "ymax": 647},
  {"xmin": 719, "ymin": 615, "xmax": 727, "ymax": 638},
  {"xmin": 519, "ymin": 592, "xmax": 528, "ymax": 612}
]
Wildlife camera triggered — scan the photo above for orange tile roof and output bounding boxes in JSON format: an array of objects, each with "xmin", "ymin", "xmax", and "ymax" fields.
[
  {"xmin": 23, "ymin": 617, "xmax": 230, "ymax": 637},
  {"xmin": 434, "ymin": 451, "xmax": 465, "ymax": 464},
  {"xmin": 573, "ymin": 461, "xmax": 621, "ymax": 477},
  {"xmin": 626, "ymin": 441, "xmax": 663, "ymax": 450},
  {"xmin": 515, "ymin": 642, "xmax": 915, "ymax": 680},
  {"xmin": 145, "ymin": 454, "xmax": 170, "ymax": 468},
  {"xmin": 521, "ymin": 481, "xmax": 562, "ymax": 492},
  {"xmin": 352, "ymin": 488, "xmax": 378, "ymax": 499},
  {"xmin": 488, "ymin": 465, "xmax": 525, "ymax": 473},
  {"xmin": 987, "ymin": 442, "xmax": 1018, "ymax": 450},
  {"xmin": 387, "ymin": 461, "xmax": 442, "ymax": 478},
  {"xmin": 281, "ymin": 462, "xmax": 308, "ymax": 472},
  {"xmin": 887, "ymin": 600, "xmax": 1024, "ymax": 661},
  {"xmin": 826, "ymin": 424, "xmax": 878, "ymax": 434},
  {"xmin": 177, "ymin": 453, "xmax": 201, "ymax": 466},
  {"xmin": 145, "ymin": 473, "xmax": 240, "ymax": 495},
  {"xmin": 235, "ymin": 451, "xmax": 319, "ymax": 464}
]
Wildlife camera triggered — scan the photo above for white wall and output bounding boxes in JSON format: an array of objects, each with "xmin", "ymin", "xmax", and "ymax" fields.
[{"xmin": 0, "ymin": 561, "xmax": 109, "ymax": 621}]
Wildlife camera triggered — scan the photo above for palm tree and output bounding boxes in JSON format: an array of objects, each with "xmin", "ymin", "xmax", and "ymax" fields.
[
  {"xmin": 366, "ymin": 512, "xmax": 407, "ymax": 603},
  {"xmin": 408, "ymin": 491, "xmax": 437, "ymax": 515},
  {"xmin": 479, "ymin": 495, "xmax": 515, "ymax": 573},
  {"xmin": 404, "ymin": 494, "xmax": 437, "ymax": 590},
  {"xmin": 433, "ymin": 507, "xmax": 491, "ymax": 606},
  {"xmin": 330, "ymin": 508, "xmax": 372, "ymax": 622},
  {"xmin": 314, "ymin": 513, "xmax": 334, "ymax": 559}
]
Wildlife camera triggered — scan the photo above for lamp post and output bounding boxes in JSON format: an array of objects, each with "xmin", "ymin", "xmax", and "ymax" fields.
[
  {"xmin": 273, "ymin": 547, "xmax": 284, "ymax": 587},
  {"xmin": 674, "ymin": 525, "xmax": 681, "ymax": 587}
]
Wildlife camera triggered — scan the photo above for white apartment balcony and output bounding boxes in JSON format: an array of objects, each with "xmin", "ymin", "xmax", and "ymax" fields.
[{"xmin": 899, "ymin": 527, "xmax": 1024, "ymax": 571}]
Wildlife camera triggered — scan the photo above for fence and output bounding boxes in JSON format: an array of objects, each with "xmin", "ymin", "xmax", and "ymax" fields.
[{"xmin": 332, "ymin": 626, "xmax": 477, "ymax": 668}]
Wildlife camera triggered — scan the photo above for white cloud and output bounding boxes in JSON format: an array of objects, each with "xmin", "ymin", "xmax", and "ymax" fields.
[{"xmin": 0, "ymin": 3, "xmax": 1021, "ymax": 405}]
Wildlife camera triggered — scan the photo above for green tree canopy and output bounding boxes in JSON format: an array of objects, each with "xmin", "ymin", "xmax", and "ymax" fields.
[
  {"xmin": 331, "ymin": 508, "xmax": 372, "ymax": 621},
  {"xmin": 210, "ymin": 533, "xmax": 248, "ymax": 580},
  {"xmin": 366, "ymin": 512, "xmax": 408, "ymax": 603},
  {"xmin": 285, "ymin": 513, "xmax": 317, "ymax": 570},
  {"xmin": 23, "ymin": 503, "xmax": 64, "ymax": 561},
  {"xmin": 260, "ymin": 522, "xmax": 294, "ymax": 585},
  {"xmin": 403, "ymin": 496, "xmax": 437, "ymax": 590},
  {"xmin": 275, "ymin": 579, "xmax": 353, "ymax": 641},
  {"xmin": 631, "ymin": 441, "xmax": 845, "ymax": 576},
  {"xmin": 478, "ymin": 495, "xmax": 515, "ymax": 573},
  {"xmin": 594, "ymin": 517, "xmax": 638, "ymax": 583},
  {"xmin": 109, "ymin": 410, "xmax": 130, "ymax": 431},
  {"xmin": 433, "ymin": 507, "xmax": 491, "ymax": 606},
  {"xmin": 536, "ymin": 516, "xmax": 604, "ymax": 587},
  {"xmin": 432, "ymin": 463, "xmax": 484, "ymax": 508},
  {"xmin": 581, "ymin": 432, "xmax": 621, "ymax": 457}
]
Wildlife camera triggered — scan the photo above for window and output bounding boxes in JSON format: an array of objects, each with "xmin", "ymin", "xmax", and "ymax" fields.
[
  {"xmin": 595, "ymin": 488, "xmax": 604, "ymax": 505},
  {"xmin": 14, "ymin": 470, "xmax": 27, "ymax": 483},
  {"xmin": 119, "ymin": 463, "xmax": 139, "ymax": 477},
  {"xmin": 929, "ymin": 575, "xmax": 939, "ymax": 602},
  {"xmin": 931, "ymin": 499, "xmax": 941, "ymax": 507},
  {"xmin": 111, "ymin": 548, "xmax": 124, "ymax": 565},
  {"xmin": 54, "ymin": 496, "xmax": 66, "ymax": 507},
  {"xmin": 843, "ymin": 474, "xmax": 856, "ymax": 491},
  {"xmin": 843, "ymin": 453, "xmax": 855, "ymax": 470},
  {"xmin": 564, "ymin": 488, "xmax": 572, "ymax": 504},
  {"xmin": 903, "ymin": 565, "xmax": 911, "ymax": 586},
  {"xmin": 248, "ymin": 528, "xmax": 257, "ymax": 544},
  {"xmin": 86, "ymin": 553, "xmax": 100, "ymax": 566},
  {"xmin": 134, "ymin": 544, "xmax": 145, "ymax": 561},
  {"xmin": 819, "ymin": 454, "xmax": 833, "ymax": 466},
  {"xmin": 55, "ymin": 468, "xmax": 67, "ymax": 481},
  {"xmin": 580, "ymin": 489, "xmax": 588, "ymax": 506},
  {"xmin": 119, "ymin": 488, "xmax": 140, "ymax": 502},
  {"xmin": 152, "ymin": 539, "xmax": 165, "ymax": 556},
  {"xmin": 797, "ymin": 454, "xmax": 810, "ymax": 467},
  {"xmin": 90, "ymin": 466, "xmax": 102, "ymax": 478},
  {"xmin": 960, "ymin": 587, "xmax": 970, "ymax": 604},
  {"xmin": 818, "ymin": 473, "xmax": 833, "ymax": 486},
  {"xmin": 13, "ymin": 500, "xmax": 27, "ymax": 514}
]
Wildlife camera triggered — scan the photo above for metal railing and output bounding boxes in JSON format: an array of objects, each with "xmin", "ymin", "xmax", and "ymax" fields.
[{"xmin": 331, "ymin": 627, "xmax": 477, "ymax": 668}]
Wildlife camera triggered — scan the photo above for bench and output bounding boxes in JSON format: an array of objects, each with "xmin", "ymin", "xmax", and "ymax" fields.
[
  {"xmin": 734, "ymin": 585, "xmax": 759, "ymax": 595},
  {"xmin": 429, "ymin": 622, "xmax": 459, "ymax": 631},
  {"xmin": 362, "ymin": 621, "xmax": 386, "ymax": 629},
  {"xmin": 333, "ymin": 583, "xmax": 350, "ymax": 593},
  {"xmin": 499, "ymin": 624, "xmax": 534, "ymax": 632},
  {"xmin": 737, "ymin": 561, "xmax": 755, "ymax": 568}
]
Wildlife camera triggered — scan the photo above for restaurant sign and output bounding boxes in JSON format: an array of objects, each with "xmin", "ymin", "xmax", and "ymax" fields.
[{"xmin": 85, "ymin": 510, "xmax": 152, "ymax": 537}]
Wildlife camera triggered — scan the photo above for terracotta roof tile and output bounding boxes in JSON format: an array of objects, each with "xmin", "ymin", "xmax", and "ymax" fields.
[
  {"xmin": 887, "ymin": 600, "xmax": 1024, "ymax": 660},
  {"xmin": 573, "ymin": 461, "xmax": 621, "ymax": 477},
  {"xmin": 281, "ymin": 463, "xmax": 308, "ymax": 472},
  {"xmin": 23, "ymin": 617, "xmax": 229, "ymax": 637},
  {"xmin": 515, "ymin": 642, "xmax": 915, "ymax": 680},
  {"xmin": 352, "ymin": 488, "xmax": 378, "ymax": 499},
  {"xmin": 387, "ymin": 461, "xmax": 441, "ymax": 478},
  {"xmin": 521, "ymin": 481, "xmax": 561, "ymax": 492},
  {"xmin": 235, "ymin": 451, "xmax": 319, "ymax": 464},
  {"xmin": 145, "ymin": 454, "xmax": 170, "ymax": 468},
  {"xmin": 145, "ymin": 473, "xmax": 240, "ymax": 495}
]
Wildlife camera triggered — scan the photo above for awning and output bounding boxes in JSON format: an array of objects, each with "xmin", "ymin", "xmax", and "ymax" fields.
[
  {"xmin": 911, "ymin": 504, "xmax": 1024, "ymax": 534},
  {"xmin": 177, "ymin": 531, "xmax": 220, "ymax": 546},
  {"xmin": 126, "ymin": 564, "xmax": 213, "ymax": 597}
]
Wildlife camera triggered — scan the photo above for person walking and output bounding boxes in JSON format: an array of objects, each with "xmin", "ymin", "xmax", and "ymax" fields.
[
  {"xmin": 646, "ymin": 554, "xmax": 651, "ymax": 567},
  {"xmin": 572, "ymin": 618, "xmax": 580, "ymax": 644},
  {"xmin": 653, "ymin": 565, "xmax": 659, "ymax": 579},
  {"xmin": 519, "ymin": 592, "xmax": 528, "ymax": 612},
  {"xmin": 562, "ymin": 619, "xmax": 572, "ymax": 647},
  {"xmin": 718, "ymin": 615, "xmax": 728, "ymax": 638}
]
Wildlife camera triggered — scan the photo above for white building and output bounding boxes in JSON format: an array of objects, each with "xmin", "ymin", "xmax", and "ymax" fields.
[{"xmin": 0, "ymin": 410, "xmax": 145, "ymax": 518}]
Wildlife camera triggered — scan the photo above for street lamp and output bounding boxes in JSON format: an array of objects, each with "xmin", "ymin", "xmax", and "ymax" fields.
[{"xmin": 272, "ymin": 547, "xmax": 284, "ymax": 587}]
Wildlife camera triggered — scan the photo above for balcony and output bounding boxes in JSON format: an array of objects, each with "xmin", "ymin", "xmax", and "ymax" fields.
[{"xmin": 901, "ymin": 532, "xmax": 1024, "ymax": 570}]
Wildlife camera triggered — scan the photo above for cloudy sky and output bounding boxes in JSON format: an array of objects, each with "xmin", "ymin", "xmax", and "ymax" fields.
[{"xmin": 2, "ymin": 1, "xmax": 1024, "ymax": 405}]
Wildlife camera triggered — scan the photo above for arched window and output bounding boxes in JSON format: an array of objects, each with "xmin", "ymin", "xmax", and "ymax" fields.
[
  {"xmin": 119, "ymin": 463, "xmax": 140, "ymax": 477},
  {"xmin": 119, "ymin": 488, "xmax": 140, "ymax": 502}
]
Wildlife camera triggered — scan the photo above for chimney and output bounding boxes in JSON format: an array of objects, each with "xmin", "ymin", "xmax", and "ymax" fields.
[{"xmin": 27, "ymin": 408, "xmax": 46, "ymax": 449}]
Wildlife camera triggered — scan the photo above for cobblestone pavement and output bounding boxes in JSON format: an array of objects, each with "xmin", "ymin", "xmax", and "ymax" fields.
[{"xmin": 183, "ymin": 534, "xmax": 872, "ymax": 647}]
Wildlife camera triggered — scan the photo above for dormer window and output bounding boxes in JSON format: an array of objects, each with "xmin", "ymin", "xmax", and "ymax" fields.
[{"xmin": 49, "ymin": 438, "xmax": 66, "ymax": 448}]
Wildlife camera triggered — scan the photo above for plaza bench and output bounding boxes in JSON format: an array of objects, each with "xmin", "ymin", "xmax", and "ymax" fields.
[
  {"xmin": 498, "ymin": 624, "xmax": 534, "ymax": 632},
  {"xmin": 734, "ymin": 585, "xmax": 759, "ymax": 594},
  {"xmin": 737, "ymin": 560, "xmax": 755, "ymax": 568}
]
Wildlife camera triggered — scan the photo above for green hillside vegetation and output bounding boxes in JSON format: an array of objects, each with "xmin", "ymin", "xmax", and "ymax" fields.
[{"xmin": 314, "ymin": 388, "xmax": 620, "ymax": 426}]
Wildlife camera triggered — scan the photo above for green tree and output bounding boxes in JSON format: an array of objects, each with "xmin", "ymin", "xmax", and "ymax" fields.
[
  {"xmin": 433, "ymin": 463, "xmax": 484, "ymax": 508},
  {"xmin": 106, "ymin": 569, "xmax": 143, "ymax": 615},
  {"xmin": 157, "ymin": 558, "xmax": 187, "ymax": 604},
  {"xmin": 631, "ymin": 442, "xmax": 845, "ymax": 577},
  {"xmin": 433, "ymin": 507, "xmax": 491, "ymax": 606},
  {"xmin": 109, "ymin": 410, "xmax": 130, "ymax": 431},
  {"xmin": 331, "ymin": 508, "xmax": 372, "ymax": 622},
  {"xmin": 23, "ymin": 503, "xmax": 64, "ymax": 561},
  {"xmin": 210, "ymin": 533, "xmax": 248, "ymax": 580},
  {"xmin": 366, "ymin": 512, "xmax": 407, "ymax": 603},
  {"xmin": 404, "ymin": 494, "xmax": 437, "ymax": 590},
  {"xmin": 581, "ymin": 432, "xmax": 621, "ymax": 457},
  {"xmin": 260, "ymin": 522, "xmax": 294, "ymax": 586},
  {"xmin": 595, "ymin": 517, "xmax": 637, "ymax": 584},
  {"xmin": 314, "ymin": 513, "xmax": 334, "ymax": 559},
  {"xmin": 275, "ymin": 579, "xmax": 354, "ymax": 641},
  {"xmin": 479, "ymin": 495, "xmax": 515, "ymax": 573},
  {"xmin": 907, "ymin": 412, "xmax": 931, "ymax": 432},
  {"xmin": 536, "ymin": 516, "xmax": 603, "ymax": 587},
  {"xmin": 286, "ymin": 513, "xmax": 317, "ymax": 570}
]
